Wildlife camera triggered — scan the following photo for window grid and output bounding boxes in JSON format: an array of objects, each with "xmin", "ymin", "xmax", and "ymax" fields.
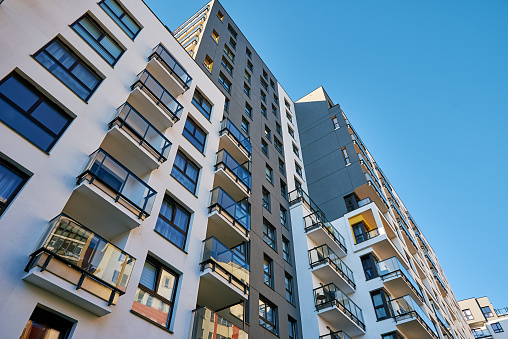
[
  {"xmin": 171, "ymin": 151, "xmax": 199, "ymax": 194},
  {"xmin": 154, "ymin": 196, "xmax": 191, "ymax": 250},
  {"xmin": 262, "ymin": 188, "xmax": 271, "ymax": 212},
  {"xmin": 263, "ymin": 219, "xmax": 276, "ymax": 250},
  {"xmin": 282, "ymin": 236, "xmax": 290, "ymax": 263}
]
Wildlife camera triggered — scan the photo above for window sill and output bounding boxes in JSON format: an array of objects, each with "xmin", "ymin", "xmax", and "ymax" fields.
[
  {"xmin": 170, "ymin": 174, "xmax": 199, "ymax": 198},
  {"xmin": 154, "ymin": 230, "xmax": 188, "ymax": 254},
  {"xmin": 130, "ymin": 310, "xmax": 174, "ymax": 334}
]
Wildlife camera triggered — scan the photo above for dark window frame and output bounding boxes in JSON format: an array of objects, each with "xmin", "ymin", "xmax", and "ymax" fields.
[
  {"xmin": 99, "ymin": 0, "xmax": 142, "ymax": 40},
  {"xmin": 492, "ymin": 323, "xmax": 503, "ymax": 333},
  {"xmin": 285, "ymin": 272, "xmax": 294, "ymax": 304},
  {"xmin": 192, "ymin": 89, "xmax": 213, "ymax": 120},
  {"xmin": 0, "ymin": 157, "xmax": 29, "ymax": 217},
  {"xmin": 171, "ymin": 151, "xmax": 200, "ymax": 194},
  {"xmin": 263, "ymin": 218, "xmax": 276, "ymax": 250},
  {"xmin": 282, "ymin": 236, "xmax": 291, "ymax": 263},
  {"xmin": 183, "ymin": 117, "xmax": 207, "ymax": 153},
  {"xmin": 154, "ymin": 196, "xmax": 191, "ymax": 250},
  {"xmin": 481, "ymin": 306, "xmax": 494, "ymax": 318},
  {"xmin": 23, "ymin": 306, "xmax": 74, "ymax": 339},
  {"xmin": 280, "ymin": 205, "xmax": 288, "ymax": 229},
  {"xmin": 462, "ymin": 309, "xmax": 474, "ymax": 320},
  {"xmin": 371, "ymin": 289, "xmax": 391, "ymax": 321},
  {"xmin": 259, "ymin": 296, "xmax": 278, "ymax": 335},
  {"xmin": 263, "ymin": 254, "xmax": 274, "ymax": 288},
  {"xmin": 262, "ymin": 187, "xmax": 271, "ymax": 212}
]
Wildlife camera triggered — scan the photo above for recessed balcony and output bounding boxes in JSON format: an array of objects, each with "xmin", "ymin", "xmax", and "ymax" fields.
[
  {"xmin": 102, "ymin": 103, "xmax": 171, "ymax": 177},
  {"xmin": 219, "ymin": 118, "xmax": 252, "ymax": 163},
  {"xmin": 314, "ymin": 283, "xmax": 365, "ymax": 336},
  {"xmin": 398, "ymin": 218, "xmax": 419, "ymax": 254},
  {"xmin": 376, "ymin": 257, "xmax": 424, "ymax": 305},
  {"xmin": 304, "ymin": 211, "xmax": 347, "ymax": 257},
  {"xmin": 432, "ymin": 269, "xmax": 448, "ymax": 296},
  {"xmin": 213, "ymin": 149, "xmax": 251, "ymax": 201},
  {"xmin": 23, "ymin": 215, "xmax": 135, "ymax": 316},
  {"xmin": 147, "ymin": 44, "xmax": 192, "ymax": 96},
  {"xmin": 65, "ymin": 149, "xmax": 156, "ymax": 240},
  {"xmin": 190, "ymin": 306, "xmax": 248, "ymax": 339},
  {"xmin": 198, "ymin": 237, "xmax": 249, "ymax": 311},
  {"xmin": 354, "ymin": 177, "xmax": 389, "ymax": 214},
  {"xmin": 389, "ymin": 295, "xmax": 438, "ymax": 339},
  {"xmin": 309, "ymin": 244, "xmax": 355, "ymax": 293},
  {"xmin": 207, "ymin": 187, "xmax": 250, "ymax": 248},
  {"xmin": 129, "ymin": 70, "xmax": 183, "ymax": 130}
]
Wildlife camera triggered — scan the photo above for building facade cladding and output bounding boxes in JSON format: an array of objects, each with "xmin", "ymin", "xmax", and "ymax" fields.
[{"xmin": 459, "ymin": 297, "xmax": 508, "ymax": 339}]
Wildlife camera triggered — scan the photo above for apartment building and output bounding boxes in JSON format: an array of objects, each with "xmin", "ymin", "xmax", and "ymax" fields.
[{"xmin": 459, "ymin": 297, "xmax": 508, "ymax": 339}]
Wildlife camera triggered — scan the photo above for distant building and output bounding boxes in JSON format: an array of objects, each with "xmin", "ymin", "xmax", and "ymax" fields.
[{"xmin": 459, "ymin": 297, "xmax": 508, "ymax": 339}]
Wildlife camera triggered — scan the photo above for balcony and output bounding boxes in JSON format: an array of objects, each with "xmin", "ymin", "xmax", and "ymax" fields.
[
  {"xmin": 376, "ymin": 257, "xmax": 424, "ymax": 304},
  {"xmin": 354, "ymin": 174, "xmax": 389, "ymax": 214},
  {"xmin": 432, "ymin": 269, "xmax": 448, "ymax": 295},
  {"xmin": 219, "ymin": 118, "xmax": 252, "ymax": 163},
  {"xmin": 198, "ymin": 237, "xmax": 249, "ymax": 310},
  {"xmin": 207, "ymin": 187, "xmax": 250, "ymax": 248},
  {"xmin": 129, "ymin": 70, "xmax": 183, "ymax": 130},
  {"xmin": 398, "ymin": 218, "xmax": 418, "ymax": 254},
  {"xmin": 103, "ymin": 103, "xmax": 171, "ymax": 176},
  {"xmin": 314, "ymin": 283, "xmax": 365, "ymax": 335},
  {"xmin": 434, "ymin": 306, "xmax": 453, "ymax": 338},
  {"xmin": 304, "ymin": 211, "xmax": 347, "ymax": 257},
  {"xmin": 66, "ymin": 149, "xmax": 156, "ymax": 240},
  {"xmin": 23, "ymin": 215, "xmax": 135, "ymax": 316},
  {"xmin": 320, "ymin": 331, "xmax": 352, "ymax": 339},
  {"xmin": 472, "ymin": 329, "xmax": 493, "ymax": 339},
  {"xmin": 495, "ymin": 307, "xmax": 508, "ymax": 316},
  {"xmin": 147, "ymin": 44, "xmax": 192, "ymax": 95},
  {"xmin": 309, "ymin": 244, "xmax": 355, "ymax": 293},
  {"xmin": 389, "ymin": 295, "xmax": 438, "ymax": 339},
  {"xmin": 190, "ymin": 306, "xmax": 247, "ymax": 339},
  {"xmin": 214, "ymin": 149, "xmax": 251, "ymax": 201}
]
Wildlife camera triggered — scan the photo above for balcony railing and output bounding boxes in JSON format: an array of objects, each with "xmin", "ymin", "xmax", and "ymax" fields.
[
  {"xmin": 25, "ymin": 214, "xmax": 135, "ymax": 303},
  {"xmin": 209, "ymin": 187, "xmax": 250, "ymax": 233},
  {"xmin": 190, "ymin": 306, "xmax": 248, "ymax": 339},
  {"xmin": 495, "ymin": 307, "xmax": 508, "ymax": 316},
  {"xmin": 304, "ymin": 211, "xmax": 347, "ymax": 254},
  {"xmin": 309, "ymin": 244, "xmax": 355, "ymax": 289},
  {"xmin": 131, "ymin": 70, "xmax": 183, "ymax": 123},
  {"xmin": 355, "ymin": 227, "xmax": 380, "ymax": 244},
  {"xmin": 389, "ymin": 295, "xmax": 437, "ymax": 337},
  {"xmin": 434, "ymin": 306, "xmax": 452, "ymax": 335},
  {"xmin": 320, "ymin": 331, "xmax": 352, "ymax": 339},
  {"xmin": 215, "ymin": 149, "xmax": 251, "ymax": 191},
  {"xmin": 376, "ymin": 257, "xmax": 423, "ymax": 300},
  {"xmin": 77, "ymin": 149, "xmax": 157, "ymax": 218},
  {"xmin": 472, "ymin": 329, "xmax": 492, "ymax": 339},
  {"xmin": 398, "ymin": 218, "xmax": 418, "ymax": 250},
  {"xmin": 432, "ymin": 269, "xmax": 447, "ymax": 291},
  {"xmin": 220, "ymin": 118, "xmax": 252, "ymax": 157},
  {"xmin": 422, "ymin": 247, "xmax": 437, "ymax": 270},
  {"xmin": 314, "ymin": 283, "xmax": 365, "ymax": 330},
  {"xmin": 200, "ymin": 237, "xmax": 249, "ymax": 289},
  {"xmin": 109, "ymin": 103, "xmax": 172, "ymax": 162},
  {"xmin": 149, "ymin": 44, "xmax": 192, "ymax": 90}
]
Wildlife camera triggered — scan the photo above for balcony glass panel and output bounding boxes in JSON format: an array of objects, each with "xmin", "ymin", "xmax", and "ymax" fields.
[
  {"xmin": 209, "ymin": 187, "xmax": 250, "ymax": 231},
  {"xmin": 472, "ymin": 329, "xmax": 492, "ymax": 339},
  {"xmin": 377, "ymin": 257, "xmax": 422, "ymax": 296},
  {"xmin": 201, "ymin": 237, "xmax": 249, "ymax": 285},
  {"xmin": 320, "ymin": 331, "xmax": 352, "ymax": 339},
  {"xmin": 309, "ymin": 244, "xmax": 355, "ymax": 288},
  {"xmin": 220, "ymin": 118, "xmax": 252, "ymax": 156},
  {"xmin": 149, "ymin": 44, "xmax": 192, "ymax": 89},
  {"xmin": 215, "ymin": 149, "xmax": 251, "ymax": 190},
  {"xmin": 303, "ymin": 211, "xmax": 347, "ymax": 253},
  {"xmin": 389, "ymin": 295, "xmax": 437, "ymax": 335},
  {"xmin": 190, "ymin": 306, "xmax": 248, "ymax": 339}
]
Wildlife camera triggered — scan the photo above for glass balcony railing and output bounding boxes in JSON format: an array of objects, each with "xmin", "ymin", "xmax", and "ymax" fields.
[
  {"xmin": 304, "ymin": 211, "xmax": 347, "ymax": 254},
  {"xmin": 376, "ymin": 257, "xmax": 423, "ymax": 299},
  {"xmin": 289, "ymin": 187, "xmax": 320, "ymax": 213},
  {"xmin": 77, "ymin": 149, "xmax": 157, "ymax": 218},
  {"xmin": 215, "ymin": 149, "xmax": 251, "ymax": 191},
  {"xmin": 389, "ymin": 295, "xmax": 437, "ymax": 337},
  {"xmin": 190, "ymin": 306, "xmax": 248, "ymax": 339},
  {"xmin": 422, "ymin": 247, "xmax": 437, "ymax": 270},
  {"xmin": 309, "ymin": 244, "xmax": 355, "ymax": 289},
  {"xmin": 358, "ymin": 197, "xmax": 372, "ymax": 208},
  {"xmin": 109, "ymin": 103, "xmax": 172, "ymax": 162},
  {"xmin": 320, "ymin": 331, "xmax": 352, "ymax": 339},
  {"xmin": 314, "ymin": 283, "xmax": 365, "ymax": 331},
  {"xmin": 26, "ymin": 214, "xmax": 135, "ymax": 300},
  {"xmin": 434, "ymin": 306, "xmax": 452, "ymax": 333},
  {"xmin": 432, "ymin": 269, "xmax": 447, "ymax": 291},
  {"xmin": 220, "ymin": 118, "xmax": 252, "ymax": 157},
  {"xmin": 201, "ymin": 237, "xmax": 249, "ymax": 287},
  {"xmin": 149, "ymin": 44, "xmax": 192, "ymax": 90},
  {"xmin": 398, "ymin": 218, "xmax": 418, "ymax": 250},
  {"xmin": 495, "ymin": 307, "xmax": 508, "ymax": 316},
  {"xmin": 131, "ymin": 70, "xmax": 183, "ymax": 122},
  {"xmin": 364, "ymin": 172, "xmax": 388, "ymax": 208},
  {"xmin": 209, "ymin": 187, "xmax": 251, "ymax": 232},
  {"xmin": 354, "ymin": 227, "xmax": 380, "ymax": 244},
  {"xmin": 472, "ymin": 329, "xmax": 492, "ymax": 339}
]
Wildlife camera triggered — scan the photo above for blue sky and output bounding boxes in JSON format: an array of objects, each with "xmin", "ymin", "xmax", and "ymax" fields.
[{"xmin": 145, "ymin": 0, "xmax": 508, "ymax": 306}]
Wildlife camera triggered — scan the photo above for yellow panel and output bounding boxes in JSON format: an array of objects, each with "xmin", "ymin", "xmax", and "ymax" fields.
[{"xmin": 348, "ymin": 214, "xmax": 373, "ymax": 230}]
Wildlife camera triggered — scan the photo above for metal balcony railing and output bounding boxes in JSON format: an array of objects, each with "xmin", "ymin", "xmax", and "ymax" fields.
[
  {"xmin": 377, "ymin": 257, "xmax": 423, "ymax": 300},
  {"xmin": 220, "ymin": 118, "xmax": 252, "ymax": 157},
  {"xmin": 149, "ymin": 44, "xmax": 192, "ymax": 90},
  {"xmin": 190, "ymin": 306, "xmax": 248, "ymax": 339},
  {"xmin": 304, "ymin": 211, "xmax": 347, "ymax": 254},
  {"xmin": 320, "ymin": 331, "xmax": 352, "ymax": 339},
  {"xmin": 215, "ymin": 149, "xmax": 251, "ymax": 191},
  {"xmin": 309, "ymin": 244, "xmax": 355, "ymax": 289},
  {"xmin": 209, "ymin": 187, "xmax": 250, "ymax": 233},
  {"xmin": 389, "ymin": 295, "xmax": 437, "ymax": 338}
]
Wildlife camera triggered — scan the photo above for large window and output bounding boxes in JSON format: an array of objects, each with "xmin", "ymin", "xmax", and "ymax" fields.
[
  {"xmin": 20, "ymin": 306, "xmax": 74, "ymax": 339},
  {"xmin": 361, "ymin": 253, "xmax": 379, "ymax": 280},
  {"xmin": 274, "ymin": 137, "xmax": 283, "ymax": 155},
  {"xmin": 0, "ymin": 72, "xmax": 73, "ymax": 151},
  {"xmin": 132, "ymin": 257, "xmax": 179, "ymax": 329},
  {"xmin": 192, "ymin": 90, "xmax": 212, "ymax": 120},
  {"xmin": 0, "ymin": 158, "xmax": 29, "ymax": 217},
  {"xmin": 171, "ymin": 151, "xmax": 199, "ymax": 194},
  {"xmin": 263, "ymin": 218, "xmax": 276, "ymax": 250},
  {"xmin": 371, "ymin": 289, "xmax": 391, "ymax": 321},
  {"xmin": 282, "ymin": 236, "xmax": 291, "ymax": 263},
  {"xmin": 99, "ymin": 0, "xmax": 141, "ymax": 39},
  {"xmin": 262, "ymin": 187, "xmax": 271, "ymax": 211},
  {"xmin": 288, "ymin": 317, "xmax": 297, "ymax": 339},
  {"xmin": 245, "ymin": 102, "xmax": 252, "ymax": 118},
  {"xmin": 241, "ymin": 117, "xmax": 250, "ymax": 135},
  {"xmin": 280, "ymin": 180, "xmax": 287, "ymax": 199},
  {"xmin": 183, "ymin": 118, "xmax": 206, "ymax": 153},
  {"xmin": 154, "ymin": 196, "xmax": 191, "ymax": 250},
  {"xmin": 221, "ymin": 56, "xmax": 233, "ymax": 75},
  {"xmin": 265, "ymin": 165, "xmax": 273, "ymax": 184},
  {"xmin": 342, "ymin": 147, "xmax": 351, "ymax": 166},
  {"xmin": 218, "ymin": 72, "xmax": 232, "ymax": 93},
  {"xmin": 285, "ymin": 273, "xmax": 294, "ymax": 304},
  {"xmin": 259, "ymin": 296, "xmax": 278, "ymax": 335},
  {"xmin": 492, "ymin": 323, "xmax": 503, "ymax": 333},
  {"xmin": 263, "ymin": 255, "xmax": 273, "ymax": 288},
  {"xmin": 481, "ymin": 306, "xmax": 494, "ymax": 318},
  {"xmin": 279, "ymin": 158, "xmax": 286, "ymax": 176},
  {"xmin": 462, "ymin": 309, "xmax": 474, "ymax": 320},
  {"xmin": 33, "ymin": 39, "xmax": 102, "ymax": 101},
  {"xmin": 227, "ymin": 24, "xmax": 238, "ymax": 39},
  {"xmin": 71, "ymin": 14, "xmax": 124, "ymax": 66},
  {"xmin": 280, "ymin": 205, "xmax": 288, "ymax": 229},
  {"xmin": 261, "ymin": 139, "xmax": 269, "ymax": 157}
]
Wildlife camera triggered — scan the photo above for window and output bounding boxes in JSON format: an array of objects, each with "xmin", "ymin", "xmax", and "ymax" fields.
[
  {"xmin": 227, "ymin": 24, "xmax": 237, "ymax": 39},
  {"xmin": 247, "ymin": 60, "xmax": 253, "ymax": 72},
  {"xmin": 204, "ymin": 55, "xmax": 213, "ymax": 72},
  {"xmin": 132, "ymin": 257, "xmax": 179, "ymax": 328},
  {"xmin": 229, "ymin": 37, "xmax": 237, "ymax": 50},
  {"xmin": 272, "ymin": 105, "xmax": 277, "ymax": 116},
  {"xmin": 285, "ymin": 273, "xmax": 294, "ymax": 304},
  {"xmin": 279, "ymin": 158, "xmax": 285, "ymax": 175},
  {"xmin": 295, "ymin": 162, "xmax": 302, "ymax": 177},
  {"xmin": 462, "ymin": 309, "xmax": 474, "ymax": 320},
  {"xmin": 224, "ymin": 98, "xmax": 230, "ymax": 112},
  {"xmin": 280, "ymin": 205, "xmax": 288, "ymax": 229},
  {"xmin": 263, "ymin": 219, "xmax": 276, "ymax": 249},
  {"xmin": 361, "ymin": 253, "xmax": 379, "ymax": 280},
  {"xmin": 344, "ymin": 193, "xmax": 360, "ymax": 212},
  {"xmin": 265, "ymin": 165, "xmax": 273, "ymax": 184},
  {"xmin": 217, "ymin": 10, "xmax": 224, "ymax": 21},
  {"xmin": 262, "ymin": 188, "xmax": 271, "ymax": 212},
  {"xmin": 221, "ymin": 56, "xmax": 233, "ymax": 75},
  {"xmin": 171, "ymin": 151, "xmax": 199, "ymax": 194},
  {"xmin": 0, "ymin": 158, "xmax": 29, "ymax": 217},
  {"xmin": 262, "ymin": 69, "xmax": 268, "ymax": 79},
  {"xmin": 371, "ymin": 289, "xmax": 391, "ymax": 321},
  {"xmin": 276, "ymin": 122, "xmax": 282, "ymax": 135},
  {"xmin": 33, "ymin": 39, "xmax": 102, "ymax": 101},
  {"xmin": 288, "ymin": 125, "xmax": 295, "ymax": 138},
  {"xmin": 273, "ymin": 94, "xmax": 278, "ymax": 104},
  {"xmin": 342, "ymin": 147, "xmax": 351, "ymax": 165},
  {"xmin": 212, "ymin": 30, "xmax": 219, "ymax": 43},
  {"xmin": 263, "ymin": 255, "xmax": 273, "ymax": 287},
  {"xmin": 155, "ymin": 196, "xmax": 191, "ymax": 249},
  {"xmin": 246, "ymin": 47, "xmax": 252, "ymax": 59},
  {"xmin": 245, "ymin": 102, "xmax": 252, "ymax": 118},
  {"xmin": 294, "ymin": 178, "xmax": 302, "ymax": 189},
  {"xmin": 261, "ymin": 139, "xmax": 269, "ymax": 157},
  {"xmin": 241, "ymin": 117, "xmax": 250, "ymax": 135},
  {"xmin": 183, "ymin": 118, "xmax": 206, "ymax": 152},
  {"xmin": 218, "ymin": 72, "xmax": 232, "ymax": 93},
  {"xmin": 10, "ymin": 73, "xmax": 76, "ymax": 154},
  {"xmin": 282, "ymin": 236, "xmax": 290, "ymax": 262},
  {"xmin": 260, "ymin": 90, "xmax": 266, "ymax": 103},
  {"xmin": 264, "ymin": 125, "xmax": 271, "ymax": 141},
  {"xmin": 270, "ymin": 79, "xmax": 275, "ymax": 90},
  {"xmin": 223, "ymin": 44, "xmax": 235, "ymax": 62},
  {"xmin": 288, "ymin": 317, "xmax": 297, "ymax": 339},
  {"xmin": 192, "ymin": 90, "xmax": 212, "ymax": 119},
  {"xmin": 286, "ymin": 111, "xmax": 293, "ymax": 122},
  {"xmin": 332, "ymin": 116, "xmax": 340, "ymax": 129},
  {"xmin": 71, "ymin": 15, "xmax": 124, "ymax": 66},
  {"xmin": 20, "ymin": 306, "xmax": 74, "ymax": 339},
  {"xmin": 260, "ymin": 78, "xmax": 268, "ymax": 91},
  {"xmin": 481, "ymin": 306, "xmax": 494, "ymax": 318},
  {"xmin": 285, "ymin": 99, "xmax": 291, "ymax": 110},
  {"xmin": 292, "ymin": 144, "xmax": 299, "ymax": 157},
  {"xmin": 261, "ymin": 104, "xmax": 267, "ymax": 118},
  {"xmin": 382, "ymin": 332, "xmax": 404, "ymax": 339},
  {"xmin": 274, "ymin": 137, "xmax": 283, "ymax": 155},
  {"xmin": 99, "ymin": 0, "xmax": 141, "ymax": 39},
  {"xmin": 352, "ymin": 222, "xmax": 369, "ymax": 244},
  {"xmin": 492, "ymin": 323, "xmax": 503, "ymax": 333},
  {"xmin": 259, "ymin": 297, "xmax": 278, "ymax": 335},
  {"xmin": 243, "ymin": 83, "xmax": 250, "ymax": 97},
  {"xmin": 280, "ymin": 180, "xmax": 287, "ymax": 199},
  {"xmin": 244, "ymin": 70, "xmax": 251, "ymax": 83}
]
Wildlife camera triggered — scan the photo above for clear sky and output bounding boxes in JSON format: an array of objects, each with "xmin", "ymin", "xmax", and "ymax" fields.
[{"xmin": 145, "ymin": 0, "xmax": 508, "ymax": 306}]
